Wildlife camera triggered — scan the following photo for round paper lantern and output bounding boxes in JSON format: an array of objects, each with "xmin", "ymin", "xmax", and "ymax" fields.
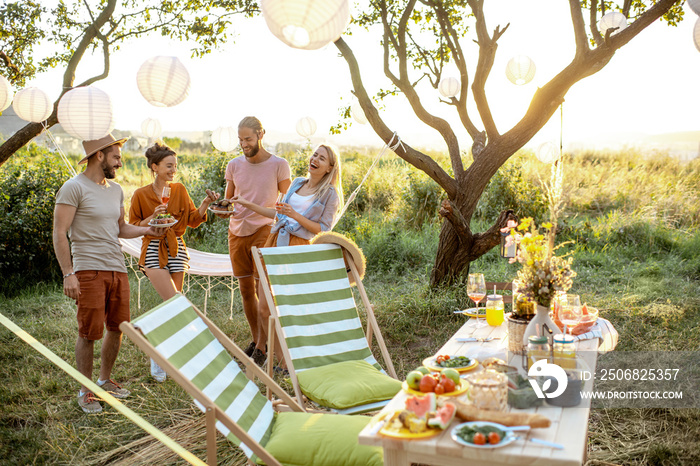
[
  {"xmin": 57, "ymin": 86, "xmax": 114, "ymax": 140},
  {"xmin": 536, "ymin": 141, "xmax": 559, "ymax": 164},
  {"xmin": 694, "ymin": 18, "xmax": 700, "ymax": 53},
  {"xmin": 351, "ymin": 101, "xmax": 368, "ymax": 125},
  {"xmin": 211, "ymin": 126, "xmax": 238, "ymax": 152},
  {"xmin": 598, "ymin": 12, "xmax": 627, "ymax": 36},
  {"xmin": 506, "ymin": 55, "xmax": 536, "ymax": 85},
  {"xmin": 296, "ymin": 116, "xmax": 317, "ymax": 138},
  {"xmin": 136, "ymin": 56, "xmax": 191, "ymax": 107},
  {"xmin": 689, "ymin": 0, "xmax": 700, "ymax": 16},
  {"xmin": 0, "ymin": 75, "xmax": 12, "ymax": 112},
  {"xmin": 12, "ymin": 87, "xmax": 52, "ymax": 123},
  {"xmin": 260, "ymin": 0, "xmax": 350, "ymax": 50},
  {"xmin": 438, "ymin": 77, "xmax": 460, "ymax": 98},
  {"xmin": 141, "ymin": 118, "xmax": 162, "ymax": 138}
]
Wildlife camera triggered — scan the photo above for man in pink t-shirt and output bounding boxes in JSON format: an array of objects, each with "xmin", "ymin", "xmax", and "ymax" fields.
[{"xmin": 225, "ymin": 116, "xmax": 291, "ymax": 365}]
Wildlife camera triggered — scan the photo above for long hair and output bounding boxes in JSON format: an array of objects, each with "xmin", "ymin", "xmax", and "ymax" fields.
[
  {"xmin": 310, "ymin": 144, "xmax": 344, "ymax": 213},
  {"xmin": 238, "ymin": 116, "xmax": 264, "ymax": 136},
  {"xmin": 145, "ymin": 141, "xmax": 176, "ymax": 177}
]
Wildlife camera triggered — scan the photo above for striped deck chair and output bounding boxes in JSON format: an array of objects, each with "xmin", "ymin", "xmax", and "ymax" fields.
[
  {"xmin": 253, "ymin": 243, "xmax": 401, "ymax": 415},
  {"xmin": 120, "ymin": 294, "xmax": 383, "ymax": 466}
]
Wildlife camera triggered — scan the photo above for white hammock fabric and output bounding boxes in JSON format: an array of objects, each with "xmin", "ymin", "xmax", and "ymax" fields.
[{"xmin": 120, "ymin": 237, "xmax": 238, "ymax": 317}]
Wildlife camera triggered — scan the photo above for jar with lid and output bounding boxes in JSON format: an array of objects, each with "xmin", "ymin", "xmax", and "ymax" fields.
[
  {"xmin": 526, "ymin": 335, "xmax": 550, "ymax": 369},
  {"xmin": 552, "ymin": 334, "xmax": 577, "ymax": 369},
  {"xmin": 485, "ymin": 294, "xmax": 505, "ymax": 326}
]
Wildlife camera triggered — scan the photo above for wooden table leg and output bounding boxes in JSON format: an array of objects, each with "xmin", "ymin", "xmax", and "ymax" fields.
[{"xmin": 384, "ymin": 448, "xmax": 409, "ymax": 466}]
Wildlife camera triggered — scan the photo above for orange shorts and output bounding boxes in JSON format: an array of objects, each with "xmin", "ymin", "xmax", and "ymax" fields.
[
  {"xmin": 228, "ymin": 225, "xmax": 272, "ymax": 278},
  {"xmin": 75, "ymin": 270, "xmax": 130, "ymax": 340}
]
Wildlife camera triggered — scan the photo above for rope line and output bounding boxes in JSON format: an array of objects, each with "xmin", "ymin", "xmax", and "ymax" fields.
[
  {"xmin": 41, "ymin": 122, "xmax": 77, "ymax": 177},
  {"xmin": 0, "ymin": 311, "xmax": 206, "ymax": 466}
]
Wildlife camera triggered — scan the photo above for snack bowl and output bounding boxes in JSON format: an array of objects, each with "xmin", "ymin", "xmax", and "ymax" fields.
[{"xmin": 571, "ymin": 306, "xmax": 599, "ymax": 335}]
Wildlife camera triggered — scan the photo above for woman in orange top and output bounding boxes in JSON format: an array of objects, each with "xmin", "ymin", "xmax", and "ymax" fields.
[{"xmin": 129, "ymin": 142, "xmax": 219, "ymax": 299}]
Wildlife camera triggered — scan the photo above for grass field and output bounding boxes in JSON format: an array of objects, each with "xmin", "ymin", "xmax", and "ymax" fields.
[{"xmin": 0, "ymin": 147, "xmax": 698, "ymax": 465}]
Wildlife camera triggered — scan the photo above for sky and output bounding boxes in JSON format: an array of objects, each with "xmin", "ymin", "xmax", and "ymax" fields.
[{"xmin": 14, "ymin": 1, "xmax": 700, "ymax": 153}]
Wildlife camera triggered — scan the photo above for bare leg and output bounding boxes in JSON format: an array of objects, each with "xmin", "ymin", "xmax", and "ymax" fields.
[
  {"xmin": 171, "ymin": 271, "xmax": 185, "ymax": 293},
  {"xmin": 144, "ymin": 268, "xmax": 178, "ymax": 300},
  {"xmin": 98, "ymin": 329, "xmax": 122, "ymax": 382},
  {"xmin": 76, "ymin": 337, "xmax": 95, "ymax": 393},
  {"xmin": 238, "ymin": 276, "xmax": 263, "ymax": 348},
  {"xmin": 257, "ymin": 280, "xmax": 285, "ymax": 367}
]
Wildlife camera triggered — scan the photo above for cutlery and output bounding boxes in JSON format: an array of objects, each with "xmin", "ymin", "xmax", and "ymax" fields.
[
  {"xmin": 513, "ymin": 436, "xmax": 564, "ymax": 449},
  {"xmin": 455, "ymin": 337, "xmax": 500, "ymax": 342}
]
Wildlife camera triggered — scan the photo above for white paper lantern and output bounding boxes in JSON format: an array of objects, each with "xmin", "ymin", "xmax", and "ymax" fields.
[
  {"xmin": 689, "ymin": 0, "xmax": 700, "ymax": 16},
  {"xmin": 506, "ymin": 55, "xmax": 536, "ymax": 86},
  {"xmin": 57, "ymin": 86, "xmax": 114, "ymax": 140},
  {"xmin": 598, "ymin": 12, "xmax": 627, "ymax": 37},
  {"xmin": 136, "ymin": 56, "xmax": 191, "ymax": 107},
  {"xmin": 438, "ymin": 77, "xmax": 460, "ymax": 98},
  {"xmin": 296, "ymin": 116, "xmax": 317, "ymax": 138},
  {"xmin": 141, "ymin": 118, "xmax": 162, "ymax": 138},
  {"xmin": 536, "ymin": 141, "xmax": 560, "ymax": 164},
  {"xmin": 261, "ymin": 0, "xmax": 350, "ymax": 50},
  {"xmin": 12, "ymin": 87, "xmax": 52, "ymax": 123},
  {"xmin": 351, "ymin": 101, "xmax": 368, "ymax": 125},
  {"xmin": 694, "ymin": 18, "xmax": 700, "ymax": 53},
  {"xmin": 211, "ymin": 126, "xmax": 238, "ymax": 152},
  {"xmin": 0, "ymin": 75, "xmax": 12, "ymax": 112}
]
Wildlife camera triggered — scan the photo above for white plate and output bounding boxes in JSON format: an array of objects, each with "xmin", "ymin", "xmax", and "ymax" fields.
[
  {"xmin": 207, "ymin": 206, "xmax": 235, "ymax": 216},
  {"xmin": 148, "ymin": 219, "xmax": 177, "ymax": 228},
  {"xmin": 450, "ymin": 421, "xmax": 516, "ymax": 449}
]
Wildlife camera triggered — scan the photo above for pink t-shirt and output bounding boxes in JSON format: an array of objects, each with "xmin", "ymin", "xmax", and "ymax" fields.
[{"xmin": 225, "ymin": 154, "xmax": 291, "ymax": 236}]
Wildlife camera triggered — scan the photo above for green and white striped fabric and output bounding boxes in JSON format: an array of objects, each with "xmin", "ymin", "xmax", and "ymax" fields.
[
  {"xmin": 260, "ymin": 243, "xmax": 381, "ymax": 372},
  {"xmin": 132, "ymin": 294, "xmax": 274, "ymax": 460}
]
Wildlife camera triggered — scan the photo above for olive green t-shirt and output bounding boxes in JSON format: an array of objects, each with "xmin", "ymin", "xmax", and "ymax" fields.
[{"xmin": 55, "ymin": 173, "xmax": 127, "ymax": 273}]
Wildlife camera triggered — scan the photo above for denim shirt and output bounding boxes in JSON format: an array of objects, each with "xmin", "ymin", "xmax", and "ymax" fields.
[{"xmin": 271, "ymin": 177, "xmax": 339, "ymax": 246}]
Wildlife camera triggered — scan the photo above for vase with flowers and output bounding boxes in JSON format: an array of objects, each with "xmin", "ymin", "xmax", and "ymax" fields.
[{"xmin": 511, "ymin": 217, "xmax": 576, "ymax": 346}]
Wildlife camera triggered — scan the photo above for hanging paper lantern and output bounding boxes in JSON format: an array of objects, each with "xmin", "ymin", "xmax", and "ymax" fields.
[
  {"xmin": 351, "ymin": 101, "xmax": 368, "ymax": 125},
  {"xmin": 57, "ymin": 86, "xmax": 114, "ymax": 140},
  {"xmin": 141, "ymin": 118, "xmax": 162, "ymax": 138},
  {"xmin": 689, "ymin": 0, "xmax": 700, "ymax": 16},
  {"xmin": 506, "ymin": 56, "xmax": 536, "ymax": 86},
  {"xmin": 296, "ymin": 116, "xmax": 317, "ymax": 138},
  {"xmin": 260, "ymin": 0, "xmax": 350, "ymax": 50},
  {"xmin": 12, "ymin": 87, "xmax": 52, "ymax": 123},
  {"xmin": 438, "ymin": 77, "xmax": 460, "ymax": 98},
  {"xmin": 598, "ymin": 12, "xmax": 627, "ymax": 36},
  {"xmin": 136, "ymin": 56, "xmax": 191, "ymax": 107},
  {"xmin": 211, "ymin": 126, "xmax": 238, "ymax": 152},
  {"xmin": 694, "ymin": 18, "xmax": 700, "ymax": 53},
  {"xmin": 536, "ymin": 141, "xmax": 559, "ymax": 164},
  {"xmin": 0, "ymin": 75, "xmax": 12, "ymax": 112}
]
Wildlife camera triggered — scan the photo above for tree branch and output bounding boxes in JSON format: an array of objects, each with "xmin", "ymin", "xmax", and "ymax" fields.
[
  {"xmin": 469, "ymin": 209, "xmax": 517, "ymax": 260},
  {"xmin": 589, "ymin": 0, "xmax": 603, "ymax": 46},
  {"xmin": 569, "ymin": 0, "xmax": 590, "ymax": 56},
  {"xmin": 439, "ymin": 199, "xmax": 472, "ymax": 242}
]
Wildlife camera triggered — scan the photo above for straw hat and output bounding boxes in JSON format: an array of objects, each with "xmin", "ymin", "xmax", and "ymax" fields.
[
  {"xmin": 80, "ymin": 133, "xmax": 129, "ymax": 164},
  {"xmin": 312, "ymin": 231, "xmax": 366, "ymax": 285}
]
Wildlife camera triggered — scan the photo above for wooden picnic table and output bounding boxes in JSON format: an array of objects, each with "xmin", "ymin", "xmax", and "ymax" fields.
[{"xmin": 358, "ymin": 317, "xmax": 599, "ymax": 466}]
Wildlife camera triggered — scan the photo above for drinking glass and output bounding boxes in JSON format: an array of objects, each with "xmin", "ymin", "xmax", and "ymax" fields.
[
  {"xmin": 559, "ymin": 293, "xmax": 582, "ymax": 334},
  {"xmin": 467, "ymin": 273, "xmax": 487, "ymax": 328},
  {"xmin": 272, "ymin": 192, "xmax": 285, "ymax": 224},
  {"xmin": 161, "ymin": 186, "xmax": 171, "ymax": 205}
]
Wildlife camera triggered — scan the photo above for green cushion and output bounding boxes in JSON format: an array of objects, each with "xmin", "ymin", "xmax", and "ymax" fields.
[
  {"xmin": 261, "ymin": 412, "xmax": 383, "ymax": 466},
  {"xmin": 296, "ymin": 360, "xmax": 402, "ymax": 410}
]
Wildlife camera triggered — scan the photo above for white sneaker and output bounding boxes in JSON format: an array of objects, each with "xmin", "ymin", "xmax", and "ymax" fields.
[{"xmin": 151, "ymin": 358, "xmax": 167, "ymax": 382}]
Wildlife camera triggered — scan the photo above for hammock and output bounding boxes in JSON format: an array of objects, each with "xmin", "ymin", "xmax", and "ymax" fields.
[{"xmin": 120, "ymin": 237, "xmax": 238, "ymax": 317}]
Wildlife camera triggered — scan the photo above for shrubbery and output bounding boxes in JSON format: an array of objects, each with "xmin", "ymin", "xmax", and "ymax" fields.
[{"xmin": 0, "ymin": 147, "xmax": 71, "ymax": 296}]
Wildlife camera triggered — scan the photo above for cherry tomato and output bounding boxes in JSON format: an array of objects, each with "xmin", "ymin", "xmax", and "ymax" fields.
[
  {"xmin": 488, "ymin": 432, "xmax": 501, "ymax": 444},
  {"xmin": 473, "ymin": 432, "xmax": 486, "ymax": 445}
]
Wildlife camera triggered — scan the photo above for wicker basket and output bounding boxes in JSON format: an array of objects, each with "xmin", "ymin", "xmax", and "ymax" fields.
[{"xmin": 506, "ymin": 313, "xmax": 531, "ymax": 354}]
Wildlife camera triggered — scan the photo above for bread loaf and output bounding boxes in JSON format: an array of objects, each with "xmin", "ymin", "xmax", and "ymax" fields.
[{"xmin": 445, "ymin": 399, "xmax": 551, "ymax": 428}]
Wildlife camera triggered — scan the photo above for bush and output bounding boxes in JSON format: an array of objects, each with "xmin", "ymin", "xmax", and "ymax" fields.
[
  {"xmin": 0, "ymin": 149, "xmax": 71, "ymax": 295},
  {"xmin": 397, "ymin": 171, "xmax": 445, "ymax": 229}
]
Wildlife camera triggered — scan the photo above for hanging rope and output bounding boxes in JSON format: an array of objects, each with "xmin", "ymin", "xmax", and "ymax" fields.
[
  {"xmin": 333, "ymin": 132, "xmax": 403, "ymax": 228},
  {"xmin": 42, "ymin": 121, "xmax": 77, "ymax": 177}
]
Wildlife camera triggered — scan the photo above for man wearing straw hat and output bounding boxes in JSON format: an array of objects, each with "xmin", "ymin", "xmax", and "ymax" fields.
[{"xmin": 53, "ymin": 133, "xmax": 163, "ymax": 414}]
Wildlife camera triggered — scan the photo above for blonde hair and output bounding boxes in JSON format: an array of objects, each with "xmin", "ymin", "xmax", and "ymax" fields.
[
  {"xmin": 310, "ymin": 144, "xmax": 344, "ymax": 213},
  {"xmin": 238, "ymin": 116, "xmax": 264, "ymax": 135}
]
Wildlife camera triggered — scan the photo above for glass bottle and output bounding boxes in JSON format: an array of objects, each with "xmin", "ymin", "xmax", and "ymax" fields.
[
  {"xmin": 552, "ymin": 334, "xmax": 577, "ymax": 369},
  {"xmin": 526, "ymin": 335, "xmax": 550, "ymax": 369},
  {"xmin": 485, "ymin": 294, "xmax": 505, "ymax": 326}
]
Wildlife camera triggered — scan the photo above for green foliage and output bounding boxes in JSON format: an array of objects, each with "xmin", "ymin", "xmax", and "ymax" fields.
[
  {"xmin": 397, "ymin": 170, "xmax": 445, "ymax": 228},
  {"xmin": 0, "ymin": 148, "xmax": 70, "ymax": 296}
]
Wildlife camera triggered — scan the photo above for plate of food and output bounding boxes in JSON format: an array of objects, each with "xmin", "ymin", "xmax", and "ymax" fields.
[
  {"xmin": 460, "ymin": 307, "xmax": 486, "ymax": 318},
  {"xmin": 423, "ymin": 355, "xmax": 478, "ymax": 373},
  {"xmin": 208, "ymin": 199, "xmax": 235, "ymax": 216},
  {"xmin": 402, "ymin": 379, "xmax": 469, "ymax": 397},
  {"xmin": 378, "ymin": 410, "xmax": 443, "ymax": 439},
  {"xmin": 148, "ymin": 213, "xmax": 177, "ymax": 228},
  {"xmin": 450, "ymin": 421, "xmax": 516, "ymax": 449}
]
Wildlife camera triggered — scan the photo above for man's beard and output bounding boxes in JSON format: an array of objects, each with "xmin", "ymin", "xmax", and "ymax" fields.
[
  {"xmin": 244, "ymin": 145, "xmax": 259, "ymax": 158},
  {"xmin": 102, "ymin": 162, "xmax": 116, "ymax": 179}
]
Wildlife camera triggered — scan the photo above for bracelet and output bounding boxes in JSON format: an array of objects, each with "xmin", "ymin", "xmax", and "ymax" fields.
[{"xmin": 63, "ymin": 272, "xmax": 76, "ymax": 279}]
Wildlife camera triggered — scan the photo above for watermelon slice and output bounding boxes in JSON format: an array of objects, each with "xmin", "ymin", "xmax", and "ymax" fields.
[
  {"xmin": 427, "ymin": 402, "xmax": 456, "ymax": 430},
  {"xmin": 405, "ymin": 392, "xmax": 436, "ymax": 420}
]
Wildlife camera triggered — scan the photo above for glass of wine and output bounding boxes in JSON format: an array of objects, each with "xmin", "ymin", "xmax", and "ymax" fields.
[
  {"xmin": 272, "ymin": 192, "xmax": 285, "ymax": 224},
  {"xmin": 467, "ymin": 273, "xmax": 487, "ymax": 328},
  {"xmin": 559, "ymin": 293, "xmax": 582, "ymax": 334},
  {"xmin": 161, "ymin": 186, "xmax": 171, "ymax": 205}
]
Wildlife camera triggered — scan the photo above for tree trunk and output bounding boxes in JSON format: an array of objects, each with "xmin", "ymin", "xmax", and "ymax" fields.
[
  {"xmin": 431, "ymin": 219, "xmax": 472, "ymax": 285},
  {"xmin": 0, "ymin": 113, "xmax": 58, "ymax": 166}
]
